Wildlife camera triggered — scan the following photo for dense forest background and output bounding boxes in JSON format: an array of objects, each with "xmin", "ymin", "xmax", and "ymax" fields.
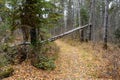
[
  {"xmin": 0, "ymin": 0, "xmax": 120, "ymax": 79},
  {"xmin": 51, "ymin": 0, "xmax": 120, "ymax": 44}
]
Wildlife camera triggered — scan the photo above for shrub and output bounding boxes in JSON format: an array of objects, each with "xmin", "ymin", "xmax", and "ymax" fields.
[
  {"xmin": 34, "ymin": 56, "xmax": 56, "ymax": 70},
  {"xmin": 0, "ymin": 54, "xmax": 9, "ymax": 67},
  {"xmin": 0, "ymin": 43, "xmax": 29, "ymax": 64},
  {"xmin": 32, "ymin": 42, "xmax": 59, "ymax": 70},
  {"xmin": 0, "ymin": 67, "xmax": 14, "ymax": 79}
]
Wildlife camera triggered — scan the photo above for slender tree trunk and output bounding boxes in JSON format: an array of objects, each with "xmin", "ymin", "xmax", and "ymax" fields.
[
  {"xmin": 64, "ymin": 1, "xmax": 67, "ymax": 32},
  {"xmin": 103, "ymin": 0, "xmax": 109, "ymax": 49},
  {"xmin": 88, "ymin": 0, "xmax": 92, "ymax": 41},
  {"xmin": 72, "ymin": 0, "xmax": 77, "ymax": 38},
  {"xmin": 77, "ymin": 0, "xmax": 84, "ymax": 41},
  {"xmin": 89, "ymin": 0, "xmax": 95, "ymax": 41}
]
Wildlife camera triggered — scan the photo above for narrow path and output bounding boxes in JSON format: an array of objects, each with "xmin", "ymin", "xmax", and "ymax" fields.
[
  {"xmin": 54, "ymin": 40, "xmax": 93, "ymax": 79},
  {"xmin": 4, "ymin": 40, "xmax": 95, "ymax": 80}
]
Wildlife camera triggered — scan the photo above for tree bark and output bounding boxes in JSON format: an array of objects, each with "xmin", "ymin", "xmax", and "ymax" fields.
[
  {"xmin": 103, "ymin": 0, "xmax": 109, "ymax": 49},
  {"xmin": 89, "ymin": 0, "xmax": 95, "ymax": 41},
  {"xmin": 25, "ymin": 0, "xmax": 37, "ymax": 46},
  {"xmin": 30, "ymin": 28, "xmax": 37, "ymax": 46},
  {"xmin": 40, "ymin": 24, "xmax": 91, "ymax": 42}
]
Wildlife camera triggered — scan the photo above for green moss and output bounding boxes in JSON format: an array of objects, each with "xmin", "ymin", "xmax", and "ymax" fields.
[{"xmin": 0, "ymin": 67, "xmax": 14, "ymax": 79}]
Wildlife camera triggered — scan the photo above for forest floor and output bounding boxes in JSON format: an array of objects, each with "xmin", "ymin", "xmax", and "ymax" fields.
[{"xmin": 3, "ymin": 39, "xmax": 119, "ymax": 80}]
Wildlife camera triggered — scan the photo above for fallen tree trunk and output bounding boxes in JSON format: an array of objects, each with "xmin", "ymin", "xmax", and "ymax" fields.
[
  {"xmin": 12, "ymin": 24, "xmax": 91, "ymax": 46},
  {"xmin": 43, "ymin": 24, "xmax": 91, "ymax": 42}
]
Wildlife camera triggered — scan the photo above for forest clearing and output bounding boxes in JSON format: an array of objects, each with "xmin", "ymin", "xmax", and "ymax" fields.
[{"xmin": 0, "ymin": 0, "xmax": 120, "ymax": 80}]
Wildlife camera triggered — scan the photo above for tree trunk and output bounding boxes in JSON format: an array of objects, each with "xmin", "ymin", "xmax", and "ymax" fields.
[
  {"xmin": 89, "ymin": 0, "xmax": 95, "ymax": 41},
  {"xmin": 103, "ymin": 0, "xmax": 109, "ymax": 49},
  {"xmin": 30, "ymin": 28, "xmax": 37, "ymax": 46},
  {"xmin": 25, "ymin": 0, "xmax": 37, "ymax": 46},
  {"xmin": 23, "ymin": 0, "xmax": 38, "ymax": 63}
]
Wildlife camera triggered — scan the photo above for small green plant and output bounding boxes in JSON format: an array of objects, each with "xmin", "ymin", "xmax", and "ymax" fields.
[
  {"xmin": 0, "ymin": 67, "xmax": 14, "ymax": 79},
  {"xmin": 0, "ymin": 54, "xmax": 9, "ymax": 67},
  {"xmin": 32, "ymin": 42, "xmax": 59, "ymax": 70},
  {"xmin": 35, "ymin": 56, "xmax": 56, "ymax": 70}
]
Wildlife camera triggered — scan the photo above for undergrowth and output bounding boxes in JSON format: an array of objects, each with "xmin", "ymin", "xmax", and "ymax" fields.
[
  {"xmin": 0, "ymin": 67, "xmax": 14, "ymax": 79},
  {"xmin": 34, "ymin": 56, "xmax": 56, "ymax": 70},
  {"xmin": 0, "ymin": 54, "xmax": 9, "ymax": 67},
  {"xmin": 32, "ymin": 42, "xmax": 59, "ymax": 70},
  {"xmin": 62, "ymin": 38, "xmax": 120, "ymax": 79},
  {"xmin": 0, "ymin": 40, "xmax": 59, "ymax": 71}
]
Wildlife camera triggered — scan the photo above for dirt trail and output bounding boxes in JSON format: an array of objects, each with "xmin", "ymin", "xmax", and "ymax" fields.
[
  {"xmin": 4, "ymin": 40, "xmax": 95, "ymax": 80},
  {"xmin": 54, "ymin": 40, "xmax": 92, "ymax": 79}
]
